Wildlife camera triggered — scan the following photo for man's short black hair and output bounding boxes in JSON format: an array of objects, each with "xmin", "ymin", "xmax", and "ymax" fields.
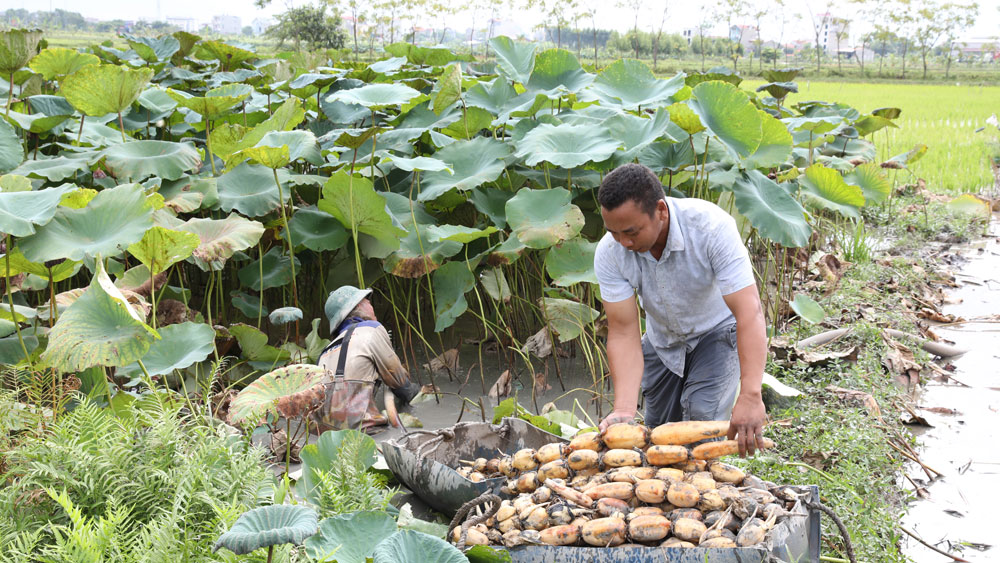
[{"xmin": 597, "ymin": 163, "xmax": 665, "ymax": 216}]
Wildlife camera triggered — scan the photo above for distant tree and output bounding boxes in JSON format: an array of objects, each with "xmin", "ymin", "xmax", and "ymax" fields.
[
  {"xmin": 268, "ymin": 4, "xmax": 346, "ymax": 50},
  {"xmin": 581, "ymin": 0, "xmax": 602, "ymax": 65},
  {"xmin": 242, "ymin": 25, "xmax": 254, "ymax": 36},
  {"xmin": 650, "ymin": 0, "xmax": 670, "ymax": 72},
  {"xmin": 748, "ymin": 0, "xmax": 771, "ymax": 72},
  {"xmin": 803, "ymin": 0, "xmax": 834, "ymax": 71},
  {"xmin": 889, "ymin": 0, "xmax": 915, "ymax": 78},
  {"xmin": 832, "ymin": 15, "xmax": 850, "ymax": 71},
  {"xmin": 936, "ymin": 1, "xmax": 977, "ymax": 78},
  {"xmin": 719, "ymin": 0, "xmax": 750, "ymax": 71}
]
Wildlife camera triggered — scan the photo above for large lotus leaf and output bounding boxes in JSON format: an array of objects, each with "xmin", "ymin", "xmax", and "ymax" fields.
[
  {"xmin": 1, "ymin": 247, "xmax": 79, "ymax": 282},
  {"xmin": 545, "ymin": 238, "xmax": 599, "ymax": 287},
  {"xmin": 844, "ymin": 163, "xmax": 890, "ymax": 204},
  {"xmin": 0, "ymin": 120, "xmax": 22, "ymax": 174},
  {"xmin": 61, "ymin": 64, "xmax": 153, "ymax": 117},
  {"xmin": 790, "ymin": 294, "xmax": 825, "ymax": 325},
  {"xmin": 0, "ymin": 184, "xmax": 73, "ymax": 237},
  {"xmin": 480, "ymin": 268, "xmax": 511, "ymax": 302},
  {"xmin": 526, "ymin": 49, "xmax": 594, "ymax": 95},
  {"xmin": 297, "ymin": 429, "xmax": 378, "ymax": 503},
  {"xmin": 237, "ymin": 144, "xmax": 290, "ymax": 170},
  {"xmin": 418, "ymin": 137, "xmax": 510, "ymax": 202},
  {"xmin": 465, "ymin": 78, "xmax": 517, "ymax": 118},
  {"xmin": 887, "ymin": 144, "xmax": 927, "ymax": 168},
  {"xmin": 506, "ymin": 188, "xmax": 584, "ymax": 249},
  {"xmin": 587, "ymin": 61, "xmax": 685, "ymax": 110},
  {"xmin": 305, "ymin": 511, "xmax": 397, "ymax": 563},
  {"xmin": 127, "ymin": 226, "xmax": 200, "ymax": 276},
  {"xmin": 388, "ymin": 156, "xmax": 452, "ymax": 174},
  {"xmin": 178, "ymin": 214, "xmax": 265, "ymax": 271},
  {"xmin": 514, "ymin": 123, "xmax": 619, "ymax": 169},
  {"xmin": 167, "ymin": 83, "xmax": 252, "ymax": 120},
  {"xmin": 489, "ymin": 36, "xmax": 536, "ymax": 84},
  {"xmin": 223, "ymin": 99, "xmax": 305, "ymax": 164},
  {"xmin": 783, "ymin": 115, "xmax": 843, "ymax": 136},
  {"xmin": 743, "ymin": 110, "xmax": 793, "ymax": 170},
  {"xmin": 440, "ymin": 106, "xmax": 494, "ymax": 140},
  {"xmin": 372, "ymin": 530, "xmax": 466, "ymax": 563},
  {"xmin": 638, "ymin": 139, "xmax": 695, "ymax": 174},
  {"xmin": 799, "ymin": 163, "xmax": 864, "ymax": 219},
  {"xmin": 217, "ymin": 162, "xmax": 291, "ymax": 218},
  {"xmin": 540, "ymin": 297, "xmax": 598, "ymax": 342},
  {"xmin": 196, "ymin": 40, "xmax": 256, "ymax": 71},
  {"xmin": 19, "ymin": 183, "xmax": 153, "ymax": 263},
  {"xmin": 689, "ymin": 81, "xmax": 762, "ymax": 159},
  {"xmin": 853, "ymin": 114, "xmax": 897, "ymax": 137},
  {"xmin": 0, "ymin": 29, "xmax": 43, "ymax": 75},
  {"xmin": 667, "ymin": 102, "xmax": 705, "ymax": 135},
  {"xmin": 288, "ymin": 205, "xmax": 347, "ymax": 252},
  {"xmin": 761, "ymin": 68, "xmax": 802, "ymax": 83},
  {"xmin": 319, "ymin": 171, "xmax": 406, "ymax": 251},
  {"xmin": 385, "ymin": 227, "xmax": 462, "ymax": 278},
  {"xmin": 604, "ymin": 109, "xmax": 677, "ymax": 162},
  {"xmin": 731, "ymin": 171, "xmax": 811, "ymax": 248},
  {"xmin": 755, "ymin": 81, "xmax": 798, "ymax": 100},
  {"xmin": 238, "ymin": 247, "xmax": 299, "ymax": 291},
  {"xmin": 103, "ymin": 140, "xmax": 201, "ymax": 181},
  {"xmin": 469, "ymin": 188, "xmax": 514, "ymax": 230},
  {"xmin": 122, "ymin": 33, "xmax": 180, "ymax": 64},
  {"xmin": 229, "ymin": 363, "xmax": 324, "ymax": 423},
  {"xmin": 326, "ymin": 83, "xmax": 421, "ymax": 109},
  {"xmin": 117, "ymin": 321, "xmax": 215, "ymax": 378},
  {"xmin": 255, "ymin": 130, "xmax": 322, "ymax": 166},
  {"xmin": 0, "ymin": 303, "xmax": 36, "ymax": 323},
  {"xmin": 137, "ymin": 88, "xmax": 177, "ymax": 114},
  {"xmin": 424, "ymin": 224, "xmax": 498, "ymax": 244},
  {"xmin": 215, "ymin": 504, "xmax": 318, "ymax": 555},
  {"xmin": 231, "ymin": 290, "xmax": 267, "ymax": 319},
  {"xmin": 42, "ymin": 262, "xmax": 159, "ymax": 373},
  {"xmin": 432, "ymin": 260, "xmax": 474, "ymax": 332},
  {"xmin": 3, "ymin": 109, "xmax": 70, "ymax": 134},
  {"xmin": 433, "ymin": 63, "xmax": 462, "ymax": 115},
  {"xmin": 385, "ymin": 42, "xmax": 462, "ymax": 66},
  {"xmin": 269, "ymin": 307, "xmax": 302, "ymax": 326}
]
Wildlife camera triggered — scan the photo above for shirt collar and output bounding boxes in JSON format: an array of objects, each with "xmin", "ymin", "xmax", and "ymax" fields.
[{"xmin": 639, "ymin": 197, "xmax": 685, "ymax": 262}]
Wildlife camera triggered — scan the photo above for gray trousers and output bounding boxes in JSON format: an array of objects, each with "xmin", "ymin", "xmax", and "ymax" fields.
[{"xmin": 641, "ymin": 322, "xmax": 741, "ymax": 427}]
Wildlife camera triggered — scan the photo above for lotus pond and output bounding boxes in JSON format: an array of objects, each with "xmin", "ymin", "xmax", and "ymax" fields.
[{"xmin": 1, "ymin": 27, "xmax": 987, "ymax": 562}]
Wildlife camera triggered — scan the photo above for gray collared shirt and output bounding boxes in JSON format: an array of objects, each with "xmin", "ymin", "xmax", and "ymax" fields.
[{"xmin": 594, "ymin": 197, "xmax": 755, "ymax": 377}]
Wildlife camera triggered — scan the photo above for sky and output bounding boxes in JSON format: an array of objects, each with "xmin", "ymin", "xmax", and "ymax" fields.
[{"xmin": 9, "ymin": 0, "xmax": 1000, "ymax": 43}]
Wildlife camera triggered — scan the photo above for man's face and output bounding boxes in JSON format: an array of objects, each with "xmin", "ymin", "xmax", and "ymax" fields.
[
  {"xmin": 358, "ymin": 298, "xmax": 376, "ymax": 320},
  {"xmin": 601, "ymin": 199, "xmax": 668, "ymax": 254}
]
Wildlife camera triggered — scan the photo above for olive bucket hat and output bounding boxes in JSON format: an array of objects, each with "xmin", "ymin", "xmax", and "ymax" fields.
[{"xmin": 324, "ymin": 285, "xmax": 372, "ymax": 335}]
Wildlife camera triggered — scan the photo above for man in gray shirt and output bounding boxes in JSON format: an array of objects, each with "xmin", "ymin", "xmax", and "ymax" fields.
[{"xmin": 594, "ymin": 163, "xmax": 768, "ymax": 456}]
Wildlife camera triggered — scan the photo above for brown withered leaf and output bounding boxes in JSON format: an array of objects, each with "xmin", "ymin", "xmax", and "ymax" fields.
[
  {"xmin": 916, "ymin": 308, "xmax": 961, "ymax": 323},
  {"xmin": 796, "ymin": 346, "xmax": 859, "ymax": 367},
  {"xmin": 920, "ymin": 406, "xmax": 961, "ymax": 415},
  {"xmin": 825, "ymin": 385, "xmax": 884, "ymax": 422},
  {"xmin": 269, "ymin": 429, "xmax": 301, "ymax": 462},
  {"xmin": 801, "ymin": 450, "xmax": 839, "ymax": 470},
  {"xmin": 882, "ymin": 334, "xmax": 922, "ymax": 389},
  {"xmin": 488, "ymin": 369, "xmax": 513, "ymax": 400},
  {"xmin": 816, "ymin": 254, "xmax": 847, "ymax": 294},
  {"xmin": 275, "ymin": 383, "xmax": 326, "ymax": 419},
  {"xmin": 522, "ymin": 327, "xmax": 553, "ymax": 359},
  {"xmin": 424, "ymin": 348, "xmax": 459, "ymax": 374},
  {"xmin": 533, "ymin": 371, "xmax": 551, "ymax": 395}
]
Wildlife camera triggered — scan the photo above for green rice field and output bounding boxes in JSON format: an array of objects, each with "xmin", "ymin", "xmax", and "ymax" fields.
[{"xmin": 748, "ymin": 80, "xmax": 1000, "ymax": 193}]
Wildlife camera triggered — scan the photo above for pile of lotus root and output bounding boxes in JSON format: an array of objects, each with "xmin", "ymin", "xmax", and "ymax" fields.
[{"xmin": 449, "ymin": 421, "xmax": 806, "ymax": 549}]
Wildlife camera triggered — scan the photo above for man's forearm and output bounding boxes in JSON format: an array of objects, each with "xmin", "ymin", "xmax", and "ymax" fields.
[
  {"xmin": 607, "ymin": 331, "xmax": 644, "ymax": 413},
  {"xmin": 735, "ymin": 307, "xmax": 767, "ymax": 398}
]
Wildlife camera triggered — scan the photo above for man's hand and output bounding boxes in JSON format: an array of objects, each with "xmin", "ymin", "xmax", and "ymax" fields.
[
  {"xmin": 727, "ymin": 391, "xmax": 767, "ymax": 457},
  {"xmin": 598, "ymin": 409, "xmax": 636, "ymax": 432}
]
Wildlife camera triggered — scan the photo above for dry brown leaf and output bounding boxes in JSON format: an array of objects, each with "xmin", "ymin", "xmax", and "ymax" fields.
[
  {"xmin": 795, "ymin": 346, "xmax": 859, "ymax": 367},
  {"xmin": 488, "ymin": 369, "xmax": 513, "ymax": 400},
  {"xmin": 920, "ymin": 406, "xmax": 960, "ymax": 415},
  {"xmin": 825, "ymin": 385, "xmax": 884, "ymax": 422},
  {"xmin": 424, "ymin": 348, "xmax": 459, "ymax": 373},
  {"xmin": 522, "ymin": 327, "xmax": 553, "ymax": 359},
  {"xmin": 269, "ymin": 429, "xmax": 302, "ymax": 462},
  {"xmin": 916, "ymin": 308, "xmax": 961, "ymax": 323},
  {"xmin": 533, "ymin": 371, "xmax": 551, "ymax": 394}
]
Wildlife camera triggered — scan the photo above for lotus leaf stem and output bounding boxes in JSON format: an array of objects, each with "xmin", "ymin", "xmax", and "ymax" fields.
[
  {"xmin": 47, "ymin": 266, "xmax": 56, "ymax": 327},
  {"xmin": 117, "ymin": 111, "xmax": 127, "ymax": 143},
  {"xmin": 5, "ymin": 73, "xmax": 13, "ymax": 117},
  {"xmin": 257, "ymin": 241, "xmax": 264, "ymax": 330},
  {"xmin": 271, "ymin": 169, "xmax": 300, "ymax": 343},
  {"xmin": 4, "ymin": 234, "xmax": 30, "ymax": 364},
  {"xmin": 206, "ymin": 120, "xmax": 216, "ymax": 176}
]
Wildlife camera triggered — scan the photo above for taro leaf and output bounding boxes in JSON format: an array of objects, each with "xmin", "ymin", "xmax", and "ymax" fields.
[
  {"xmin": 288, "ymin": 205, "xmax": 348, "ymax": 252},
  {"xmin": 214, "ymin": 505, "xmax": 319, "ymax": 555},
  {"xmin": 238, "ymin": 247, "xmax": 299, "ymax": 291},
  {"xmin": 667, "ymin": 102, "xmax": 705, "ymax": 135},
  {"xmin": 269, "ymin": 307, "xmax": 302, "ymax": 326},
  {"xmin": 167, "ymin": 83, "xmax": 252, "ymax": 120},
  {"xmin": 126, "ymin": 225, "xmax": 200, "ymax": 276},
  {"xmin": 505, "ymin": 188, "xmax": 584, "ymax": 249},
  {"xmin": 689, "ymin": 81, "xmax": 762, "ymax": 159},
  {"xmin": 425, "ymin": 224, "xmax": 498, "ymax": 244},
  {"xmin": 480, "ymin": 268, "xmax": 511, "ymax": 302},
  {"xmin": 0, "ymin": 247, "xmax": 79, "ymax": 282},
  {"xmin": 0, "ymin": 183, "xmax": 73, "ymax": 236},
  {"xmin": 526, "ymin": 48, "xmax": 594, "ymax": 95},
  {"xmin": 117, "ymin": 321, "xmax": 215, "ymax": 378},
  {"xmin": 228, "ymin": 325, "xmax": 296, "ymax": 376},
  {"xmin": 853, "ymin": 115, "xmax": 897, "ymax": 137},
  {"xmin": 296, "ymin": 430, "xmax": 378, "ymax": 503},
  {"xmin": 319, "ymin": 171, "xmax": 406, "ymax": 250},
  {"xmin": 177, "ymin": 214, "xmax": 265, "ymax": 271},
  {"xmin": 19, "ymin": 182, "xmax": 153, "ymax": 263},
  {"xmin": 217, "ymin": 162, "xmax": 291, "ymax": 218},
  {"xmin": 844, "ymin": 163, "xmax": 891, "ymax": 204},
  {"xmin": 744, "ymin": 110, "xmax": 793, "ymax": 170},
  {"xmin": 790, "ymin": 294, "xmax": 825, "ymax": 325},
  {"xmin": 489, "ymin": 36, "xmax": 536, "ymax": 84},
  {"xmin": 61, "ymin": 64, "xmax": 153, "ymax": 117},
  {"xmin": 433, "ymin": 63, "xmax": 462, "ymax": 115},
  {"xmin": 0, "ymin": 120, "xmax": 23, "ymax": 173},
  {"xmin": 305, "ymin": 511, "xmax": 398, "ymax": 563},
  {"xmin": 886, "ymin": 144, "xmax": 927, "ymax": 168},
  {"xmin": 229, "ymin": 362, "xmax": 326, "ymax": 423},
  {"xmin": 103, "ymin": 140, "xmax": 201, "ymax": 181},
  {"xmin": 587, "ymin": 61, "xmax": 685, "ymax": 110},
  {"xmin": 544, "ymin": 238, "xmax": 599, "ymax": 286},
  {"xmin": 372, "ymin": 530, "xmax": 466, "ymax": 563},
  {"xmin": 514, "ymin": 123, "xmax": 619, "ymax": 169},
  {"xmin": 326, "ymin": 83, "xmax": 421, "ymax": 109},
  {"xmin": 872, "ymin": 107, "xmax": 901, "ymax": 119},
  {"xmin": 255, "ymin": 130, "xmax": 322, "ymax": 166},
  {"xmin": 196, "ymin": 40, "xmax": 256, "ymax": 71},
  {"xmin": 123, "ymin": 34, "xmax": 180, "ymax": 64},
  {"xmin": 384, "ymin": 227, "xmax": 462, "ymax": 278},
  {"xmin": 541, "ymin": 297, "xmax": 599, "ymax": 342},
  {"xmin": 0, "ymin": 29, "xmax": 44, "ymax": 75},
  {"xmin": 432, "ymin": 261, "xmax": 474, "ymax": 332},
  {"xmin": 731, "ymin": 171, "xmax": 811, "ymax": 248},
  {"xmin": 799, "ymin": 163, "xmax": 864, "ymax": 219},
  {"xmin": 42, "ymin": 261, "xmax": 159, "ymax": 373},
  {"xmin": 419, "ymin": 137, "xmax": 510, "ymax": 202}
]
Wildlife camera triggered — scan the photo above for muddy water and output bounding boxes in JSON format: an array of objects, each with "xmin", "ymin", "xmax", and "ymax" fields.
[{"xmin": 901, "ymin": 215, "xmax": 1000, "ymax": 562}]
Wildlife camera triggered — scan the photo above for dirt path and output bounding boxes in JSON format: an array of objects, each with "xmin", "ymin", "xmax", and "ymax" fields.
[{"xmin": 902, "ymin": 214, "xmax": 1000, "ymax": 562}]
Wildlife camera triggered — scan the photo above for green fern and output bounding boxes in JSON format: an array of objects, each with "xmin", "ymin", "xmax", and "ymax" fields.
[{"xmin": 310, "ymin": 431, "xmax": 398, "ymax": 517}]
